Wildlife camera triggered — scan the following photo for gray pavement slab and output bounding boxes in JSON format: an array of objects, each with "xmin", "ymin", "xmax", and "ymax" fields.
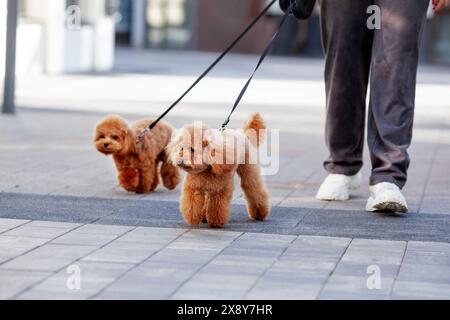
[
  {"xmin": 0, "ymin": 218, "xmax": 30, "ymax": 230},
  {"xmin": 391, "ymin": 281, "xmax": 450, "ymax": 300},
  {"xmin": 16, "ymin": 261, "xmax": 134, "ymax": 300},
  {"xmin": 3, "ymin": 225, "xmax": 77, "ymax": 239},
  {"xmin": 0, "ymin": 218, "xmax": 449, "ymax": 300},
  {"xmin": 0, "ymin": 243, "xmax": 97, "ymax": 272},
  {"xmin": 0, "ymin": 269, "xmax": 52, "ymax": 300}
]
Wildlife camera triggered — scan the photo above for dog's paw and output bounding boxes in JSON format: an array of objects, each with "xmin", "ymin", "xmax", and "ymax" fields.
[
  {"xmin": 205, "ymin": 215, "xmax": 228, "ymax": 228},
  {"xmin": 248, "ymin": 203, "xmax": 270, "ymax": 221},
  {"xmin": 162, "ymin": 173, "xmax": 180, "ymax": 190},
  {"xmin": 208, "ymin": 222, "xmax": 225, "ymax": 228}
]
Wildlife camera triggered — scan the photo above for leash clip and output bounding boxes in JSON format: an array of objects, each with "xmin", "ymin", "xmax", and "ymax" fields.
[
  {"xmin": 220, "ymin": 119, "xmax": 230, "ymax": 131},
  {"xmin": 135, "ymin": 129, "xmax": 148, "ymax": 149}
]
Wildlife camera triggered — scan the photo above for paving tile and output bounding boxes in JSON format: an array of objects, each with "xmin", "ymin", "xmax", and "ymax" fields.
[
  {"xmin": 81, "ymin": 227, "xmax": 189, "ymax": 265},
  {"xmin": 27, "ymin": 220, "xmax": 81, "ymax": 229},
  {"xmin": 148, "ymin": 248, "xmax": 222, "ymax": 267},
  {"xmin": 94, "ymin": 264, "xmax": 197, "ymax": 299},
  {"xmin": 114, "ymin": 226, "xmax": 186, "ymax": 243},
  {"xmin": 268, "ymin": 258, "xmax": 337, "ymax": 276},
  {"xmin": 82, "ymin": 240, "xmax": 169, "ymax": 264},
  {"xmin": 341, "ymin": 239, "xmax": 406, "ymax": 265},
  {"xmin": 0, "ymin": 235, "xmax": 48, "ymax": 250},
  {"xmin": 0, "ymin": 235, "xmax": 49, "ymax": 263},
  {"xmin": 51, "ymin": 232, "xmax": 118, "ymax": 247},
  {"xmin": 96, "ymin": 230, "xmax": 242, "ymax": 299},
  {"xmin": 1, "ymin": 244, "xmax": 97, "ymax": 272},
  {"xmin": 396, "ymin": 263, "xmax": 450, "ymax": 284},
  {"xmin": 0, "ymin": 269, "xmax": 51, "ymax": 299},
  {"xmin": 83, "ymin": 247, "xmax": 156, "ymax": 264},
  {"xmin": 406, "ymin": 240, "xmax": 450, "ymax": 254},
  {"xmin": 16, "ymin": 261, "xmax": 133, "ymax": 300},
  {"xmin": 391, "ymin": 281, "xmax": 450, "ymax": 300},
  {"xmin": 319, "ymin": 275, "xmax": 394, "ymax": 299},
  {"xmin": 246, "ymin": 274, "xmax": 326, "ymax": 300},
  {"xmin": 0, "ymin": 218, "xmax": 30, "ymax": 230},
  {"xmin": 172, "ymin": 281, "xmax": 254, "ymax": 300},
  {"xmin": 172, "ymin": 233, "xmax": 295, "ymax": 299},
  {"xmin": 402, "ymin": 241, "xmax": 450, "ymax": 266},
  {"xmin": 332, "ymin": 261, "xmax": 400, "ymax": 279},
  {"xmin": 75, "ymin": 224, "xmax": 135, "ymax": 235},
  {"xmin": 3, "ymin": 225, "xmax": 73, "ymax": 239}
]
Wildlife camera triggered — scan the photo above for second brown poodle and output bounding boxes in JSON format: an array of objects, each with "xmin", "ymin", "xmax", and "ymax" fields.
[
  {"xmin": 167, "ymin": 113, "xmax": 270, "ymax": 227},
  {"xmin": 94, "ymin": 115, "xmax": 180, "ymax": 193}
]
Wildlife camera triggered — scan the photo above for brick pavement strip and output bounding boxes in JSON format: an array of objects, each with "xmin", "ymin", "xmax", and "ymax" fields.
[{"xmin": 1, "ymin": 218, "xmax": 450, "ymax": 300}]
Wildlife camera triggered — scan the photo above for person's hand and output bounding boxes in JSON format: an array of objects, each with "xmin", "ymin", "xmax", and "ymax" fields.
[{"xmin": 433, "ymin": 0, "xmax": 449, "ymax": 13}]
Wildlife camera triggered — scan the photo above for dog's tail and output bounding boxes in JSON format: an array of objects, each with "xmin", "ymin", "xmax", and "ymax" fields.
[{"xmin": 243, "ymin": 112, "xmax": 266, "ymax": 148}]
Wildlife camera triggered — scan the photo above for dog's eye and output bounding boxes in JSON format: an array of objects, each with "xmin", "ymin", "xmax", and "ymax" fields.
[
  {"xmin": 111, "ymin": 135, "xmax": 119, "ymax": 141},
  {"xmin": 99, "ymin": 135, "xmax": 105, "ymax": 139}
]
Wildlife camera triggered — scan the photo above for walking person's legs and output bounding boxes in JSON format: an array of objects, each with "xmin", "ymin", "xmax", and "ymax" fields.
[
  {"xmin": 316, "ymin": 0, "xmax": 373, "ymax": 201},
  {"xmin": 366, "ymin": 0, "xmax": 429, "ymax": 212}
]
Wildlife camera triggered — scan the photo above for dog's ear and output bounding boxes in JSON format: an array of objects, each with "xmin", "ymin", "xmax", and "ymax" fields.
[
  {"xmin": 166, "ymin": 129, "xmax": 183, "ymax": 164},
  {"xmin": 122, "ymin": 125, "xmax": 136, "ymax": 154},
  {"xmin": 170, "ymin": 129, "xmax": 183, "ymax": 145}
]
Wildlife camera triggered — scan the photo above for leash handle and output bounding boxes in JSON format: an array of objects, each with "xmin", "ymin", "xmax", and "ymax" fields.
[
  {"xmin": 220, "ymin": 2, "xmax": 294, "ymax": 130},
  {"xmin": 136, "ymin": 0, "xmax": 278, "ymax": 145}
]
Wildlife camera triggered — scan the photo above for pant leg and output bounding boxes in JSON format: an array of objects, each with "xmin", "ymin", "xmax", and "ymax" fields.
[
  {"xmin": 320, "ymin": 0, "xmax": 374, "ymax": 176},
  {"xmin": 369, "ymin": 0, "xmax": 429, "ymax": 188}
]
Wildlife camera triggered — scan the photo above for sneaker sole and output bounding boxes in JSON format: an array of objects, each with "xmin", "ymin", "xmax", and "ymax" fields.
[{"xmin": 372, "ymin": 201, "xmax": 408, "ymax": 214}]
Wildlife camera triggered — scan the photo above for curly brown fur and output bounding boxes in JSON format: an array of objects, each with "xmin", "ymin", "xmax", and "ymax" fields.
[
  {"xmin": 167, "ymin": 113, "xmax": 270, "ymax": 227},
  {"xmin": 94, "ymin": 115, "xmax": 180, "ymax": 193}
]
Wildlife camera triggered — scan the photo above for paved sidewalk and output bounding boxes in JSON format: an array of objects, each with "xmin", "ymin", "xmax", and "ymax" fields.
[
  {"xmin": 1, "ymin": 48, "xmax": 450, "ymax": 299},
  {"xmin": 6, "ymin": 48, "xmax": 450, "ymax": 215},
  {"xmin": 1, "ymin": 218, "xmax": 450, "ymax": 300}
]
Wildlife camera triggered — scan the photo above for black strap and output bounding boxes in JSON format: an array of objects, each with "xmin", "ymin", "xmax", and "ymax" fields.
[
  {"xmin": 141, "ymin": 0, "xmax": 278, "ymax": 134},
  {"xmin": 220, "ymin": 2, "xmax": 293, "ymax": 130}
]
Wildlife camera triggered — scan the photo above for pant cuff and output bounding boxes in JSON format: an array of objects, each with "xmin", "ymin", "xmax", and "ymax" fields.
[
  {"xmin": 370, "ymin": 175, "xmax": 406, "ymax": 189},
  {"xmin": 324, "ymin": 163, "xmax": 362, "ymax": 176}
]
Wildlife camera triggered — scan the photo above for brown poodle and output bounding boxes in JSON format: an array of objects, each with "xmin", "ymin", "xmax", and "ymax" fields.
[
  {"xmin": 94, "ymin": 115, "xmax": 180, "ymax": 193},
  {"xmin": 167, "ymin": 113, "xmax": 270, "ymax": 228}
]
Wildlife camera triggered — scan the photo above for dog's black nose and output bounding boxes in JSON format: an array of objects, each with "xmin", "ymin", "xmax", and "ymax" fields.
[{"xmin": 104, "ymin": 143, "xmax": 109, "ymax": 148}]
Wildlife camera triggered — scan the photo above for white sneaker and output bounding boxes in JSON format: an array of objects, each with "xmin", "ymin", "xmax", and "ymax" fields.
[
  {"xmin": 316, "ymin": 172, "xmax": 362, "ymax": 201},
  {"xmin": 366, "ymin": 182, "xmax": 408, "ymax": 213}
]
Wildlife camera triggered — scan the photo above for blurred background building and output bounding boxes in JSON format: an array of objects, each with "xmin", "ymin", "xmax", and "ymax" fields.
[
  {"xmin": 115, "ymin": 0, "xmax": 449, "ymax": 64},
  {"xmin": 0, "ymin": 0, "xmax": 116, "ymax": 76},
  {"xmin": 0, "ymin": 0, "xmax": 449, "ymax": 77}
]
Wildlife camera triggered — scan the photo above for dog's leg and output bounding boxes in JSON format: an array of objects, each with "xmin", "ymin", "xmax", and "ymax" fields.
[
  {"xmin": 180, "ymin": 185, "xmax": 205, "ymax": 225},
  {"xmin": 159, "ymin": 152, "xmax": 181, "ymax": 190},
  {"xmin": 137, "ymin": 161, "xmax": 159, "ymax": 193},
  {"xmin": 204, "ymin": 189, "xmax": 233, "ymax": 228},
  {"xmin": 237, "ymin": 164, "xmax": 270, "ymax": 220},
  {"xmin": 118, "ymin": 168, "xmax": 139, "ymax": 192}
]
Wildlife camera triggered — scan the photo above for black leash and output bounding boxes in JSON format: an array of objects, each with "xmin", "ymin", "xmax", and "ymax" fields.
[
  {"xmin": 220, "ymin": 2, "xmax": 294, "ymax": 130},
  {"xmin": 136, "ymin": 0, "xmax": 294, "ymax": 145}
]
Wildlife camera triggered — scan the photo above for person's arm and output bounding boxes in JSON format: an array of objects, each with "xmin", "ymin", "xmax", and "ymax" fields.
[{"xmin": 433, "ymin": 0, "xmax": 449, "ymax": 12}]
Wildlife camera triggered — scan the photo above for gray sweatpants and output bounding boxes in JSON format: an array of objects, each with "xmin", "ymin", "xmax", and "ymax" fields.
[{"xmin": 320, "ymin": 0, "xmax": 429, "ymax": 188}]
